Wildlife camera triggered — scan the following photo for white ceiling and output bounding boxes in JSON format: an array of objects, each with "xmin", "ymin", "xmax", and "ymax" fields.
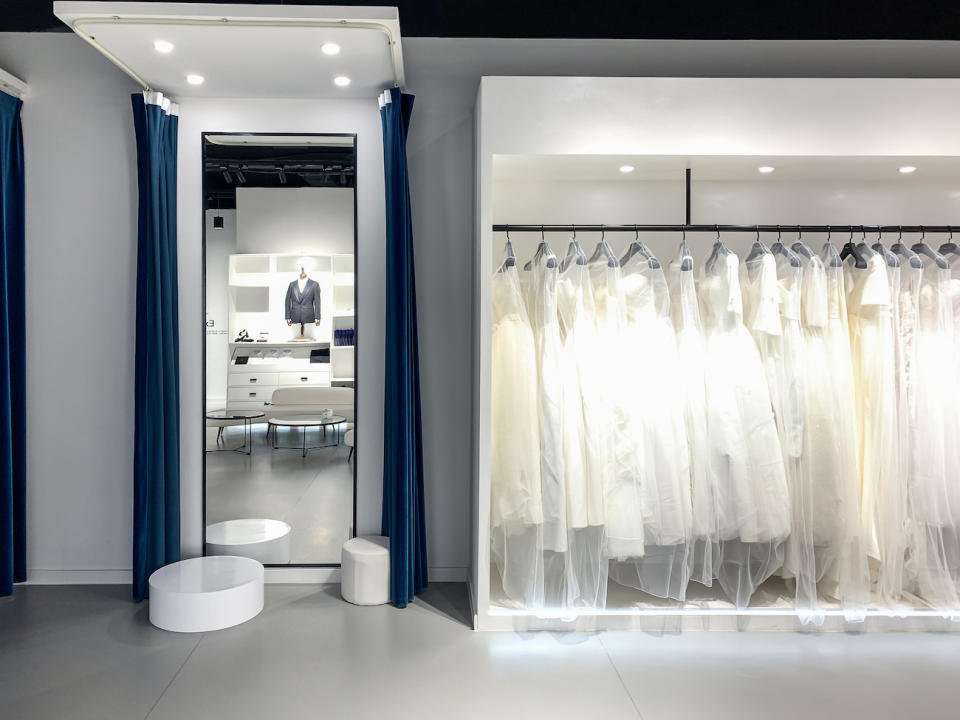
[
  {"xmin": 53, "ymin": 2, "xmax": 404, "ymax": 99},
  {"xmin": 494, "ymin": 154, "xmax": 960, "ymax": 182}
]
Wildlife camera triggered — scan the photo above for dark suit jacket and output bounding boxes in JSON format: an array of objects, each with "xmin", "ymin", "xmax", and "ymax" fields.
[{"xmin": 285, "ymin": 278, "xmax": 321, "ymax": 323}]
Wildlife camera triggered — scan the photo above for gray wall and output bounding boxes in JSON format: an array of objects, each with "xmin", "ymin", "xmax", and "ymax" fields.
[
  {"xmin": 0, "ymin": 34, "xmax": 140, "ymax": 581},
  {"xmin": 5, "ymin": 31, "xmax": 960, "ymax": 580}
]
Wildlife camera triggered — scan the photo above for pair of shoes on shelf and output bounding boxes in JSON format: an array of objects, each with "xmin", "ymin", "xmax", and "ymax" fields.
[{"xmin": 235, "ymin": 329, "xmax": 254, "ymax": 342}]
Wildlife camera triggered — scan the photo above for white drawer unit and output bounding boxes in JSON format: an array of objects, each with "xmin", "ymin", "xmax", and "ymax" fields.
[
  {"xmin": 277, "ymin": 370, "xmax": 330, "ymax": 387},
  {"xmin": 228, "ymin": 372, "xmax": 279, "ymax": 387},
  {"xmin": 227, "ymin": 387, "xmax": 274, "ymax": 403}
]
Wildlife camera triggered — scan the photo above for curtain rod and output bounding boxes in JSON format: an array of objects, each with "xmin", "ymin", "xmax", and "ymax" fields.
[{"xmin": 492, "ymin": 224, "xmax": 959, "ymax": 234}]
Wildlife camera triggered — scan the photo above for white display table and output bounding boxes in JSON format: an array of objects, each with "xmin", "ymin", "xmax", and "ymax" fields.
[
  {"xmin": 148, "ymin": 556, "xmax": 264, "ymax": 632},
  {"xmin": 206, "ymin": 518, "xmax": 292, "ymax": 564}
]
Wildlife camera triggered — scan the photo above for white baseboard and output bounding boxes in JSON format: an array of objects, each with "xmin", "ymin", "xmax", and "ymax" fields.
[
  {"xmin": 26, "ymin": 569, "xmax": 132, "ymax": 584},
  {"xmin": 23, "ymin": 566, "xmax": 468, "ymax": 585}
]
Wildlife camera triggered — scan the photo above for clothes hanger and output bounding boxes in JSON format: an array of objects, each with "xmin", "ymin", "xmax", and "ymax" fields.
[
  {"xmin": 587, "ymin": 225, "xmax": 619, "ymax": 268},
  {"xmin": 791, "ymin": 225, "xmax": 815, "ymax": 260},
  {"xmin": 620, "ymin": 225, "xmax": 661, "ymax": 269},
  {"xmin": 911, "ymin": 225, "xmax": 950, "ymax": 269},
  {"xmin": 937, "ymin": 226, "xmax": 960, "ymax": 259},
  {"xmin": 498, "ymin": 227, "xmax": 517, "ymax": 272},
  {"xmin": 561, "ymin": 225, "xmax": 588, "ymax": 271},
  {"xmin": 890, "ymin": 225, "xmax": 923, "ymax": 269},
  {"xmin": 525, "ymin": 225, "xmax": 557, "ymax": 270},
  {"xmin": 704, "ymin": 224, "xmax": 730, "ymax": 273},
  {"xmin": 839, "ymin": 225, "xmax": 868, "ymax": 269},
  {"xmin": 771, "ymin": 224, "xmax": 801, "ymax": 268},
  {"xmin": 744, "ymin": 225, "xmax": 771, "ymax": 264},
  {"xmin": 854, "ymin": 225, "xmax": 879, "ymax": 260},
  {"xmin": 912, "ymin": 226, "xmax": 950, "ymax": 269},
  {"xmin": 677, "ymin": 226, "xmax": 694, "ymax": 272},
  {"xmin": 821, "ymin": 226, "xmax": 843, "ymax": 268},
  {"xmin": 868, "ymin": 226, "xmax": 900, "ymax": 268}
]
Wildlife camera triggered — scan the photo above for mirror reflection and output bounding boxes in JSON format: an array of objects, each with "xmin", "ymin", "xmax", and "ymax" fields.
[{"xmin": 203, "ymin": 133, "xmax": 356, "ymax": 565}]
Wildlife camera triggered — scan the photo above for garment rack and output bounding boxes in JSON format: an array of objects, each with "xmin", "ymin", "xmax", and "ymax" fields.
[{"xmin": 492, "ymin": 224, "xmax": 959, "ymax": 235}]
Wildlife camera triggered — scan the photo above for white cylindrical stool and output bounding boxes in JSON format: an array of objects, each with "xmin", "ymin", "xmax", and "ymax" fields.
[
  {"xmin": 341, "ymin": 535, "xmax": 390, "ymax": 606},
  {"xmin": 149, "ymin": 556, "xmax": 264, "ymax": 632}
]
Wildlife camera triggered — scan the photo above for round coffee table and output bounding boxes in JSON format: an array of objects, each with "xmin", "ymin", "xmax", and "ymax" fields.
[
  {"xmin": 268, "ymin": 414, "xmax": 346, "ymax": 457},
  {"xmin": 205, "ymin": 409, "xmax": 265, "ymax": 455}
]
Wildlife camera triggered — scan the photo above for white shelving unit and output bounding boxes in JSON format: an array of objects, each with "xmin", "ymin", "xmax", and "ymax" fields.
[{"xmin": 225, "ymin": 252, "xmax": 354, "ymax": 406}]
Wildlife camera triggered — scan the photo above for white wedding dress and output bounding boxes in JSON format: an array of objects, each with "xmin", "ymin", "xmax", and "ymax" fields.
[
  {"xmin": 904, "ymin": 261, "xmax": 960, "ymax": 609},
  {"xmin": 669, "ymin": 246, "xmax": 719, "ymax": 589},
  {"xmin": 490, "ymin": 261, "xmax": 544, "ymax": 608},
  {"xmin": 608, "ymin": 255, "xmax": 694, "ymax": 600},
  {"xmin": 699, "ymin": 251, "xmax": 790, "ymax": 607},
  {"xmin": 557, "ymin": 256, "xmax": 608, "ymax": 608},
  {"xmin": 845, "ymin": 251, "xmax": 906, "ymax": 605},
  {"xmin": 800, "ymin": 249, "xmax": 870, "ymax": 616}
]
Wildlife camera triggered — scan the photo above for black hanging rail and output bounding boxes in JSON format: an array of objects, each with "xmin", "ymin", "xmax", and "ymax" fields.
[{"xmin": 492, "ymin": 224, "xmax": 958, "ymax": 234}]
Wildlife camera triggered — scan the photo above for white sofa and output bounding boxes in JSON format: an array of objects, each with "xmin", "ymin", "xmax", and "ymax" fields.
[{"xmin": 267, "ymin": 386, "xmax": 355, "ymax": 423}]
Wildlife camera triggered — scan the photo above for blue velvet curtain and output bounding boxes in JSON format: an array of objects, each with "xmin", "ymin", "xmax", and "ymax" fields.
[
  {"xmin": 380, "ymin": 87, "xmax": 428, "ymax": 607},
  {"xmin": 0, "ymin": 90, "xmax": 25, "ymax": 598},
  {"xmin": 132, "ymin": 92, "xmax": 180, "ymax": 602}
]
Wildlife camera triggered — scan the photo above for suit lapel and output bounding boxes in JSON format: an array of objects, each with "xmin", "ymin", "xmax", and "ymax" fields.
[{"xmin": 293, "ymin": 280, "xmax": 304, "ymax": 302}]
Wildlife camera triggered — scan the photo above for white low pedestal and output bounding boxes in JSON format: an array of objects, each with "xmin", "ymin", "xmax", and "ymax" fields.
[
  {"xmin": 149, "ymin": 556, "xmax": 264, "ymax": 632},
  {"xmin": 206, "ymin": 519, "xmax": 292, "ymax": 564}
]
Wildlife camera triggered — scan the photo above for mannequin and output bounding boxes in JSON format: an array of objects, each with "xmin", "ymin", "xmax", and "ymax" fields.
[{"xmin": 285, "ymin": 267, "xmax": 322, "ymax": 341}]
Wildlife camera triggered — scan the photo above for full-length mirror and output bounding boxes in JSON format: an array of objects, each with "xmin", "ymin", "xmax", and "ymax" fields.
[{"xmin": 203, "ymin": 133, "xmax": 357, "ymax": 566}]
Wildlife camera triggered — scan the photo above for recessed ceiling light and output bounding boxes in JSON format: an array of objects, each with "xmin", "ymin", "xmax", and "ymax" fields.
[
  {"xmin": 153, "ymin": 40, "xmax": 174, "ymax": 54},
  {"xmin": 899, "ymin": 165, "xmax": 917, "ymax": 174},
  {"xmin": 758, "ymin": 166, "xmax": 775, "ymax": 174},
  {"xmin": 619, "ymin": 165, "xmax": 635, "ymax": 174},
  {"xmin": 321, "ymin": 43, "xmax": 341, "ymax": 56},
  {"xmin": 186, "ymin": 74, "xmax": 205, "ymax": 86},
  {"xmin": 334, "ymin": 75, "xmax": 351, "ymax": 87}
]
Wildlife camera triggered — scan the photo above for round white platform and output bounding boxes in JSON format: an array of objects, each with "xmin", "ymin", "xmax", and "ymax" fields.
[
  {"xmin": 206, "ymin": 518, "xmax": 291, "ymax": 564},
  {"xmin": 148, "ymin": 556, "xmax": 264, "ymax": 633}
]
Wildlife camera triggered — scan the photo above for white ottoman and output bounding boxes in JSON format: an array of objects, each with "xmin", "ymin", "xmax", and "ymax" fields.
[
  {"xmin": 149, "ymin": 556, "xmax": 264, "ymax": 632},
  {"xmin": 341, "ymin": 535, "xmax": 390, "ymax": 606}
]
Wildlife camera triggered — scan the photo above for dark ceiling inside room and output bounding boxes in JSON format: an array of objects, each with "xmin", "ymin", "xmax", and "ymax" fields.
[
  {"xmin": 5, "ymin": 0, "xmax": 960, "ymax": 39},
  {"xmin": 204, "ymin": 141, "xmax": 356, "ymax": 208}
]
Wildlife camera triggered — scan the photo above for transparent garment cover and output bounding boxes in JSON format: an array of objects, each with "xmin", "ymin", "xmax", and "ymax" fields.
[
  {"xmin": 843, "ymin": 253, "xmax": 907, "ymax": 606},
  {"xmin": 608, "ymin": 251, "xmax": 696, "ymax": 600},
  {"xmin": 667, "ymin": 242, "xmax": 721, "ymax": 590},
  {"xmin": 556, "ymin": 256, "xmax": 609, "ymax": 608},
  {"xmin": 741, "ymin": 252, "xmax": 821, "ymax": 617},
  {"xmin": 585, "ymin": 254, "xmax": 643, "ymax": 564},
  {"xmin": 698, "ymin": 250, "xmax": 789, "ymax": 607},
  {"xmin": 901, "ymin": 263, "xmax": 960, "ymax": 612},
  {"xmin": 490, "ymin": 260, "xmax": 544, "ymax": 607},
  {"xmin": 802, "ymin": 253, "xmax": 871, "ymax": 619}
]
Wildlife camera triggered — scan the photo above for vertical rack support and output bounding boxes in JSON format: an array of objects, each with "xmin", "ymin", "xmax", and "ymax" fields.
[{"xmin": 685, "ymin": 168, "xmax": 692, "ymax": 225}]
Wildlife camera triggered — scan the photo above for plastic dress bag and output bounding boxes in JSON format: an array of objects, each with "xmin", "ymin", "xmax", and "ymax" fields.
[
  {"xmin": 557, "ymin": 257, "xmax": 609, "ymax": 608},
  {"xmin": 844, "ymin": 252, "xmax": 906, "ymax": 606},
  {"xmin": 903, "ymin": 262, "xmax": 960, "ymax": 611},
  {"xmin": 802, "ymin": 250, "xmax": 870, "ymax": 618},
  {"xmin": 490, "ymin": 259, "xmax": 544, "ymax": 607},
  {"xmin": 608, "ymin": 252, "xmax": 695, "ymax": 600},
  {"xmin": 668, "ymin": 244, "xmax": 720, "ymax": 589},
  {"xmin": 699, "ymin": 251, "xmax": 790, "ymax": 607}
]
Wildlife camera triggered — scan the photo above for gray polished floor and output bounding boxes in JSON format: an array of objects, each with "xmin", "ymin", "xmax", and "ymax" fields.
[
  {"xmin": 3, "ymin": 584, "xmax": 960, "ymax": 720},
  {"xmin": 206, "ymin": 422, "xmax": 353, "ymax": 563}
]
